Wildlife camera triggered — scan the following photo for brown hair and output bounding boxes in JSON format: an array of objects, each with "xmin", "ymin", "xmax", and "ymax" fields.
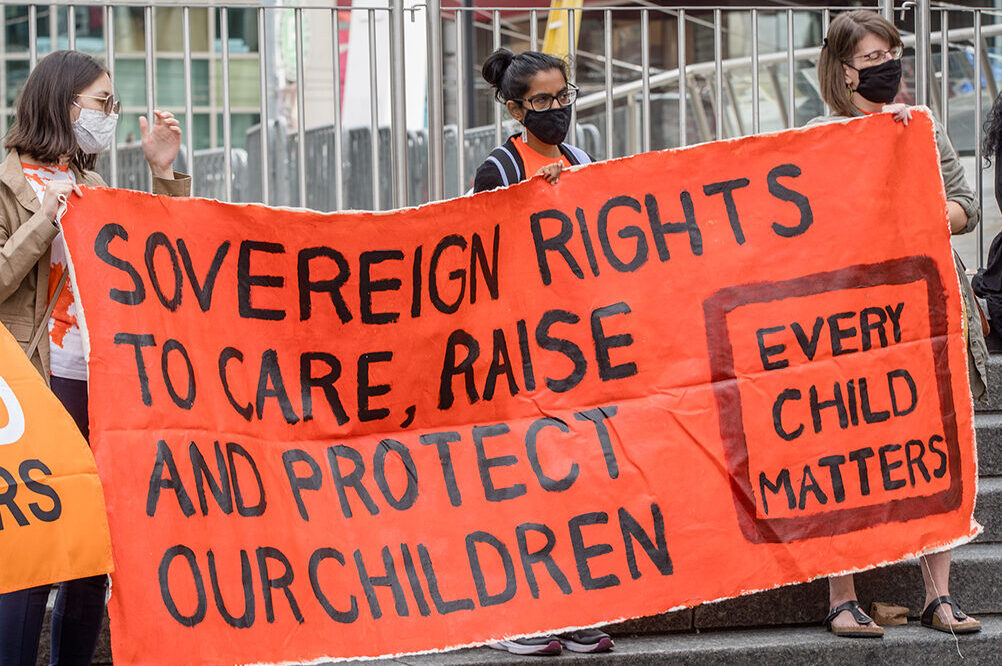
[
  {"xmin": 818, "ymin": 10, "xmax": 903, "ymax": 117},
  {"xmin": 4, "ymin": 50, "xmax": 108, "ymax": 172}
]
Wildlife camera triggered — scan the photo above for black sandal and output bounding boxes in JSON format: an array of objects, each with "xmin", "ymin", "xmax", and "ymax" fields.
[
  {"xmin": 824, "ymin": 601, "xmax": 884, "ymax": 638},
  {"xmin": 921, "ymin": 596, "xmax": 981, "ymax": 634}
]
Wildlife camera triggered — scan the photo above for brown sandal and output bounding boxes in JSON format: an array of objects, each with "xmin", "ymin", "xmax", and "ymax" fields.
[
  {"xmin": 921, "ymin": 596, "xmax": 982, "ymax": 634},
  {"xmin": 824, "ymin": 601, "xmax": 885, "ymax": 638}
]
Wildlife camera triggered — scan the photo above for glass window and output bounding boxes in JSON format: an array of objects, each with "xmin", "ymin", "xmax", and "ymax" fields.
[
  {"xmin": 156, "ymin": 58, "xmax": 209, "ymax": 107},
  {"xmin": 5, "ymin": 60, "xmax": 29, "ymax": 107},
  {"xmin": 5, "ymin": 6, "xmax": 30, "ymax": 51}
]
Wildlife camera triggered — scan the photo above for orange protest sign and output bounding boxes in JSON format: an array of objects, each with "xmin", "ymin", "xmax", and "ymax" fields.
[
  {"xmin": 60, "ymin": 110, "xmax": 978, "ymax": 665},
  {"xmin": 0, "ymin": 326, "xmax": 113, "ymax": 594}
]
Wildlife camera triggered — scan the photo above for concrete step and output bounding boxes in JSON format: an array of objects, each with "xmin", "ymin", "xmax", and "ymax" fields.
[
  {"xmin": 974, "ymin": 476, "xmax": 1002, "ymax": 543},
  {"xmin": 974, "ymin": 412, "xmax": 1002, "ymax": 476},
  {"xmin": 686, "ymin": 542, "xmax": 1001, "ymax": 631},
  {"xmin": 978, "ymin": 353, "xmax": 1002, "ymax": 412},
  {"xmin": 371, "ymin": 615, "xmax": 1002, "ymax": 665}
]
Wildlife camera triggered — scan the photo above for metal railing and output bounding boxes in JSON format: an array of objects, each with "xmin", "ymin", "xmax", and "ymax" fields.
[{"xmin": 0, "ymin": 1, "xmax": 998, "ymax": 261}]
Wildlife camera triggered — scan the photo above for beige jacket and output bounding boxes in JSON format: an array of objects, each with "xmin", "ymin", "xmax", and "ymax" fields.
[{"xmin": 0, "ymin": 148, "xmax": 190, "ymax": 380}]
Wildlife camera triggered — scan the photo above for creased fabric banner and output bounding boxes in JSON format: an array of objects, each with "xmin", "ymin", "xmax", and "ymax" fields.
[
  {"xmin": 0, "ymin": 325, "xmax": 113, "ymax": 594},
  {"xmin": 60, "ymin": 110, "xmax": 978, "ymax": 666}
]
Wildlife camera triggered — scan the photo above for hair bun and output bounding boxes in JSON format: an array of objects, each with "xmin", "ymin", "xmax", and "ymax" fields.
[{"xmin": 482, "ymin": 48, "xmax": 515, "ymax": 96}]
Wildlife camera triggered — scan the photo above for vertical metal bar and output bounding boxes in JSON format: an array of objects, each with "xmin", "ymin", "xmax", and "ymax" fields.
[
  {"xmin": 941, "ymin": 9, "xmax": 949, "ymax": 134},
  {"xmin": 641, "ymin": 9, "xmax": 650, "ymax": 152},
  {"xmin": 105, "ymin": 5, "xmax": 117, "ymax": 186},
  {"xmin": 183, "ymin": 6, "xmax": 195, "ymax": 192},
  {"xmin": 751, "ymin": 9, "xmax": 759, "ymax": 134},
  {"xmin": 67, "ymin": 5, "xmax": 76, "ymax": 50},
  {"xmin": 714, "ymin": 8, "xmax": 723, "ymax": 140},
  {"xmin": 29, "ymin": 6, "xmax": 38, "ymax": 69},
  {"xmin": 568, "ymin": 7, "xmax": 576, "ymax": 134},
  {"xmin": 294, "ymin": 7, "xmax": 306, "ymax": 208},
  {"xmin": 368, "ymin": 8, "xmax": 380, "ymax": 210},
  {"xmin": 48, "ymin": 4, "xmax": 57, "ymax": 53},
  {"xmin": 427, "ymin": 0, "xmax": 444, "ymax": 200},
  {"xmin": 880, "ymin": 0, "xmax": 894, "ymax": 22},
  {"xmin": 257, "ymin": 6, "xmax": 269, "ymax": 204},
  {"xmin": 915, "ymin": 0, "xmax": 930, "ymax": 106},
  {"xmin": 144, "ymin": 5, "xmax": 156, "ymax": 155},
  {"xmin": 493, "ymin": 10, "xmax": 501, "ymax": 146},
  {"xmin": 677, "ymin": 8, "xmax": 686, "ymax": 147},
  {"xmin": 456, "ymin": 11, "xmax": 467, "ymax": 193},
  {"xmin": 331, "ymin": 8, "xmax": 344, "ymax": 209},
  {"xmin": 530, "ymin": 9, "xmax": 538, "ymax": 52},
  {"xmin": 822, "ymin": 9, "xmax": 830, "ymax": 116},
  {"xmin": 975, "ymin": 10, "xmax": 984, "ymax": 268},
  {"xmin": 390, "ymin": 0, "xmax": 407, "ymax": 207},
  {"xmin": 604, "ymin": 9, "xmax": 613, "ymax": 158},
  {"xmin": 222, "ymin": 7, "xmax": 234, "ymax": 202},
  {"xmin": 786, "ymin": 9, "xmax": 795, "ymax": 128}
]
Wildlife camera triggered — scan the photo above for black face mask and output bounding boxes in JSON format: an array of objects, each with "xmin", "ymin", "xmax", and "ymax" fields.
[
  {"xmin": 853, "ymin": 58, "xmax": 902, "ymax": 104},
  {"xmin": 521, "ymin": 105, "xmax": 572, "ymax": 145}
]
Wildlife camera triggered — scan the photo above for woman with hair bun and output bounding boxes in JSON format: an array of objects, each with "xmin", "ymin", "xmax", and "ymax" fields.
[
  {"xmin": 472, "ymin": 47, "xmax": 610, "ymax": 656},
  {"xmin": 473, "ymin": 48, "xmax": 594, "ymax": 194}
]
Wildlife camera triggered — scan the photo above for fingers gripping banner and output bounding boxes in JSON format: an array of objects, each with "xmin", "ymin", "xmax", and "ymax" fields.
[
  {"xmin": 0, "ymin": 326, "xmax": 113, "ymax": 594},
  {"xmin": 60, "ymin": 111, "xmax": 979, "ymax": 665}
]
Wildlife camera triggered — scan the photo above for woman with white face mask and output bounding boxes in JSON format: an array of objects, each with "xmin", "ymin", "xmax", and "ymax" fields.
[{"xmin": 0, "ymin": 50, "xmax": 189, "ymax": 666}]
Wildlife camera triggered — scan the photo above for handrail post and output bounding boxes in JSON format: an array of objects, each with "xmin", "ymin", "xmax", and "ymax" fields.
[{"xmin": 427, "ymin": 0, "xmax": 444, "ymax": 201}]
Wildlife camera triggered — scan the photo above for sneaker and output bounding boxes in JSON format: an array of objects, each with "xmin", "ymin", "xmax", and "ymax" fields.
[
  {"xmin": 489, "ymin": 636, "xmax": 562, "ymax": 655},
  {"xmin": 557, "ymin": 629, "xmax": 615, "ymax": 653}
]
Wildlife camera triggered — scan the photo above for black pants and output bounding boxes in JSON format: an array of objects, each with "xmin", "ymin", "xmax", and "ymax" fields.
[{"xmin": 0, "ymin": 377, "xmax": 107, "ymax": 666}]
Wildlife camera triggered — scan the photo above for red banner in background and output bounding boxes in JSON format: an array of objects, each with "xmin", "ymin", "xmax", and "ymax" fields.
[{"xmin": 60, "ymin": 110, "xmax": 978, "ymax": 666}]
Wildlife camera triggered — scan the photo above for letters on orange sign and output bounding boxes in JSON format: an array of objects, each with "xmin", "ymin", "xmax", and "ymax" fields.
[
  {"xmin": 58, "ymin": 110, "xmax": 978, "ymax": 666},
  {"xmin": 0, "ymin": 326, "xmax": 112, "ymax": 594}
]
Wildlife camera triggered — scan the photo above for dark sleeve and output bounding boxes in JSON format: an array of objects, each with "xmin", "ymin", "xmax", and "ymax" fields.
[
  {"xmin": 996, "ymin": 144, "xmax": 1002, "ymax": 217},
  {"xmin": 473, "ymin": 160, "xmax": 505, "ymax": 194}
]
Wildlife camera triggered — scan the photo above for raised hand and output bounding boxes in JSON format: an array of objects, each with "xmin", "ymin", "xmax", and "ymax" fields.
[{"xmin": 140, "ymin": 110, "xmax": 182, "ymax": 179}]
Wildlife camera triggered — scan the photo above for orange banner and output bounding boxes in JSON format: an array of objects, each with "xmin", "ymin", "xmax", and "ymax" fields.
[
  {"xmin": 0, "ymin": 326, "xmax": 112, "ymax": 594},
  {"xmin": 60, "ymin": 110, "xmax": 978, "ymax": 665}
]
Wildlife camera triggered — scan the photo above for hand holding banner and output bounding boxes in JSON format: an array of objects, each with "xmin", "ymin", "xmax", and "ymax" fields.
[{"xmin": 60, "ymin": 110, "xmax": 979, "ymax": 665}]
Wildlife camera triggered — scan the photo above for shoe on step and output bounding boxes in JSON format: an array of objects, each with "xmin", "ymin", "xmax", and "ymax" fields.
[
  {"xmin": 490, "ymin": 636, "xmax": 562, "ymax": 655},
  {"xmin": 558, "ymin": 628, "xmax": 615, "ymax": 653}
]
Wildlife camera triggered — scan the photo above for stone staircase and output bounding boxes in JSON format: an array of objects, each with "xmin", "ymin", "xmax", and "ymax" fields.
[{"xmin": 42, "ymin": 357, "xmax": 1002, "ymax": 666}]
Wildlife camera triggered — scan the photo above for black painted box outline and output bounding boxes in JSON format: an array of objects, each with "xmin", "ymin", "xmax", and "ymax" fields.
[{"xmin": 702, "ymin": 256, "xmax": 962, "ymax": 544}]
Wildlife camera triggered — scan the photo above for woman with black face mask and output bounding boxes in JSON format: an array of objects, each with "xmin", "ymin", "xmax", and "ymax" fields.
[
  {"xmin": 810, "ymin": 10, "xmax": 984, "ymax": 640},
  {"xmin": 473, "ymin": 49, "xmax": 594, "ymax": 194}
]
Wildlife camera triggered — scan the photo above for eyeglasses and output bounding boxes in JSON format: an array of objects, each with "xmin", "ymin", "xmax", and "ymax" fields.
[
  {"xmin": 844, "ymin": 46, "xmax": 903, "ymax": 69},
  {"xmin": 75, "ymin": 93, "xmax": 121, "ymax": 116},
  {"xmin": 512, "ymin": 84, "xmax": 579, "ymax": 112}
]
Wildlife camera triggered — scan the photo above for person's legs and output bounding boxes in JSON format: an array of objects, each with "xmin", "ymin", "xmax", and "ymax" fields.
[
  {"xmin": 827, "ymin": 574, "xmax": 881, "ymax": 635},
  {"xmin": 920, "ymin": 550, "xmax": 979, "ymax": 629},
  {"xmin": 48, "ymin": 575, "xmax": 108, "ymax": 666},
  {"xmin": 0, "ymin": 584, "xmax": 51, "ymax": 666},
  {"xmin": 44, "ymin": 377, "xmax": 106, "ymax": 665}
]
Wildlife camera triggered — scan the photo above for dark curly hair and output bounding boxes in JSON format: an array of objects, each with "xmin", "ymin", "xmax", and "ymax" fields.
[{"xmin": 984, "ymin": 91, "xmax": 1002, "ymax": 167}]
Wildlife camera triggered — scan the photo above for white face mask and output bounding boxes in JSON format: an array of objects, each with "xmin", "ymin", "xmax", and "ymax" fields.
[{"xmin": 72, "ymin": 106, "xmax": 118, "ymax": 154}]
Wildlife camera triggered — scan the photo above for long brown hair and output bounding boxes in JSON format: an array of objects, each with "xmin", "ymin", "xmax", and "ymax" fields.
[
  {"xmin": 818, "ymin": 10, "xmax": 903, "ymax": 117},
  {"xmin": 4, "ymin": 50, "xmax": 108, "ymax": 172}
]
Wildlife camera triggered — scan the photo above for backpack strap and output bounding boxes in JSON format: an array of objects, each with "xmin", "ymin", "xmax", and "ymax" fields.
[
  {"xmin": 486, "ymin": 142, "xmax": 524, "ymax": 186},
  {"xmin": 560, "ymin": 143, "xmax": 592, "ymax": 165}
]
